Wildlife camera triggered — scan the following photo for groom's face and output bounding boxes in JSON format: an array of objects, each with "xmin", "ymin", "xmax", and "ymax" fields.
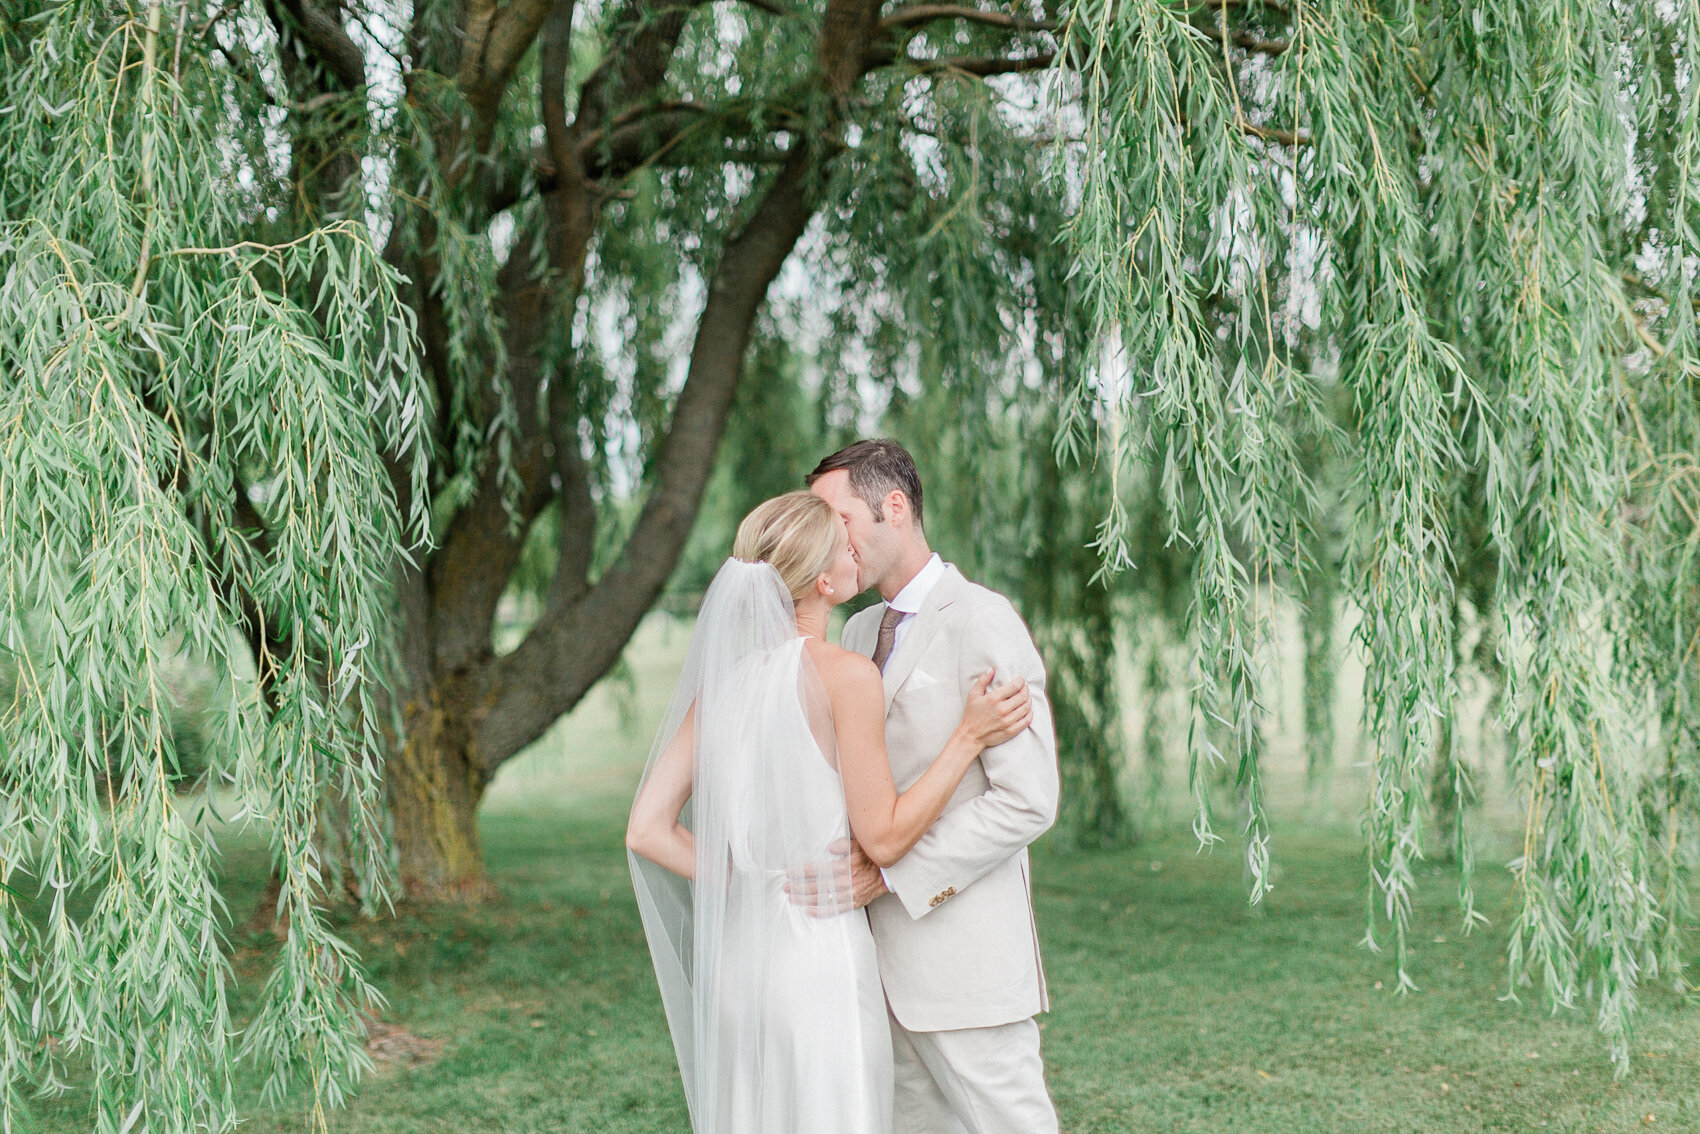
[{"xmin": 809, "ymin": 469, "xmax": 895, "ymax": 593}]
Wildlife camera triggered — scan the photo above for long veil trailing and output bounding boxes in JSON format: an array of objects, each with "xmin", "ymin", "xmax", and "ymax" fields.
[{"xmin": 628, "ymin": 559, "xmax": 892, "ymax": 1134}]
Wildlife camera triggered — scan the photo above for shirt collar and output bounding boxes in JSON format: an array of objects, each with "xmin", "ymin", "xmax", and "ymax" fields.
[{"xmin": 887, "ymin": 553, "xmax": 945, "ymax": 615}]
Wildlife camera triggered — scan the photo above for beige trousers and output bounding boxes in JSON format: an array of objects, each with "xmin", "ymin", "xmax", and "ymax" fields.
[{"xmin": 889, "ymin": 1013, "xmax": 1059, "ymax": 1134}]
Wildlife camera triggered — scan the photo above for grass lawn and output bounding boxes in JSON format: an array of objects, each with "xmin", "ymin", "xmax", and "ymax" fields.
[{"xmin": 34, "ymin": 616, "xmax": 1700, "ymax": 1132}]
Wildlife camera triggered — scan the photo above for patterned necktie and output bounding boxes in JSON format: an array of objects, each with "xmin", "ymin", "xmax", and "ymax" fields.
[{"xmin": 871, "ymin": 605, "xmax": 904, "ymax": 672}]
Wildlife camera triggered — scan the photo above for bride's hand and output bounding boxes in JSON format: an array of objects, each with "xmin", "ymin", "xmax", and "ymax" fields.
[{"xmin": 958, "ymin": 669, "xmax": 1032, "ymax": 748}]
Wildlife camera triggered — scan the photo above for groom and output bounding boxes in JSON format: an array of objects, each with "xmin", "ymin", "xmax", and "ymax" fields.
[{"xmin": 807, "ymin": 439, "xmax": 1060, "ymax": 1134}]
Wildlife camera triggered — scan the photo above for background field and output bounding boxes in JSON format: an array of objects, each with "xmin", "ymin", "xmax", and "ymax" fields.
[{"xmin": 35, "ymin": 613, "xmax": 1700, "ymax": 1133}]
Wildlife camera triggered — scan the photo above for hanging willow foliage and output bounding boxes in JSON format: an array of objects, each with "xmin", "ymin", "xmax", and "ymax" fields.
[
  {"xmin": 1, "ymin": 0, "xmax": 1076, "ymax": 1120},
  {"xmin": 1060, "ymin": 0, "xmax": 1700, "ymax": 1075},
  {"xmin": 4, "ymin": 0, "xmax": 1700, "ymax": 1119},
  {"xmin": 0, "ymin": 0, "xmax": 432, "ymax": 1128}
]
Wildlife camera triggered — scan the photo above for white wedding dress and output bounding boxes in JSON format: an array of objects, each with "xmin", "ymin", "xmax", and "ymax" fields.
[{"xmin": 629, "ymin": 560, "xmax": 894, "ymax": 1134}]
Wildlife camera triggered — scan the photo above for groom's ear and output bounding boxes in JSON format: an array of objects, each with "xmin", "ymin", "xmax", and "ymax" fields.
[{"xmin": 884, "ymin": 490, "xmax": 909, "ymax": 526}]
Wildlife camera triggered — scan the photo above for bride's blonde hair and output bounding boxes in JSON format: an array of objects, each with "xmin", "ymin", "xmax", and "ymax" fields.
[{"xmin": 733, "ymin": 491, "xmax": 842, "ymax": 605}]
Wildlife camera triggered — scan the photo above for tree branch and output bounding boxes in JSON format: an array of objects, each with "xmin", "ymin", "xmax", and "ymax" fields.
[
  {"xmin": 1227, "ymin": 29, "xmax": 1287, "ymax": 54},
  {"xmin": 880, "ymin": 4, "xmax": 1057, "ymax": 32},
  {"xmin": 571, "ymin": 0, "xmax": 707, "ymax": 141},
  {"xmin": 1168, "ymin": 106, "xmax": 1307, "ymax": 148},
  {"xmin": 543, "ymin": 391, "xmax": 597, "ymax": 613},
  {"xmin": 580, "ymin": 103, "xmax": 714, "ymax": 179},
  {"xmin": 1620, "ymin": 269, "xmax": 1700, "ymax": 315},
  {"xmin": 498, "ymin": 101, "xmax": 788, "ymax": 213},
  {"xmin": 458, "ymin": 0, "xmax": 556, "ymax": 143},
  {"xmin": 425, "ymin": 247, "xmax": 559, "ymax": 676},
  {"xmin": 424, "ymin": 437, "xmax": 554, "ymax": 676},
  {"xmin": 1189, "ymin": 12, "xmax": 1288, "ymax": 54},
  {"xmin": 819, "ymin": 0, "xmax": 881, "ymax": 92},
  {"xmin": 430, "ymin": 0, "xmax": 720, "ymax": 649},
  {"xmin": 262, "ymin": 0, "xmax": 365, "ymax": 90},
  {"xmin": 226, "ymin": 475, "xmax": 293, "ymax": 714},
  {"xmin": 540, "ymin": 0, "xmax": 578, "ymax": 181},
  {"xmin": 529, "ymin": 0, "xmax": 707, "ymax": 278},
  {"xmin": 476, "ymin": 143, "xmax": 822, "ymax": 768},
  {"xmin": 929, "ymin": 50, "xmax": 1054, "ymax": 75},
  {"xmin": 1201, "ymin": 0, "xmax": 1289, "ymax": 15},
  {"xmin": 468, "ymin": 0, "xmax": 880, "ymax": 768},
  {"xmin": 262, "ymin": 0, "xmax": 366, "ymax": 223},
  {"xmin": 1239, "ymin": 118, "xmax": 1307, "ymax": 147}
]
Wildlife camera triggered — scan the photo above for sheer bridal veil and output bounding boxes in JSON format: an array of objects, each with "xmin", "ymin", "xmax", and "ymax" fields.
[{"xmin": 628, "ymin": 558, "xmax": 880, "ymax": 1134}]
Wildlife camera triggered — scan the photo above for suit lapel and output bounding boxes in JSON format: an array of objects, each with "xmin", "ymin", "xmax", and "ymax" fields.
[
  {"xmin": 843, "ymin": 606, "xmax": 879, "ymax": 659},
  {"xmin": 881, "ymin": 565, "xmax": 964, "ymax": 712}
]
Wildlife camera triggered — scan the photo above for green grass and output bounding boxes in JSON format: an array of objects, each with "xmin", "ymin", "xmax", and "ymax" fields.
[{"xmin": 34, "ymin": 616, "xmax": 1700, "ymax": 1132}]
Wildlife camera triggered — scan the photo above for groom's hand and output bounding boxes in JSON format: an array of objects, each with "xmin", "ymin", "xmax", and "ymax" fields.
[
  {"xmin": 842, "ymin": 839, "xmax": 889, "ymax": 910},
  {"xmin": 783, "ymin": 839, "xmax": 888, "ymax": 916},
  {"xmin": 783, "ymin": 849, "xmax": 854, "ymax": 916}
]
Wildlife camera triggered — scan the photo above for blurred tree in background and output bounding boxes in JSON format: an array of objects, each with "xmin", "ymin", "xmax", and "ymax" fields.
[{"xmin": 3, "ymin": 0, "xmax": 1700, "ymax": 1127}]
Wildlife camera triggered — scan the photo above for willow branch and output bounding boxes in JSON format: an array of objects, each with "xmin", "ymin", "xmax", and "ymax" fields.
[
  {"xmin": 1201, "ymin": 0, "xmax": 1290, "ymax": 15},
  {"xmin": 478, "ymin": 144, "xmax": 820, "ymax": 767},
  {"xmin": 540, "ymin": 0, "xmax": 577, "ymax": 179},
  {"xmin": 127, "ymin": 0, "xmax": 165, "ymax": 306},
  {"xmin": 263, "ymin": 0, "xmax": 365, "ymax": 89},
  {"xmin": 909, "ymin": 50, "xmax": 1056, "ymax": 76},
  {"xmin": 1236, "ymin": 118, "xmax": 1307, "ymax": 146},
  {"xmin": 880, "ymin": 4, "xmax": 1057, "ymax": 32},
  {"xmin": 571, "ymin": 0, "xmax": 706, "ymax": 140},
  {"xmin": 1610, "ymin": 286, "xmax": 1700, "ymax": 379},
  {"xmin": 459, "ymin": 0, "xmax": 555, "ymax": 136},
  {"xmin": 1619, "ymin": 269, "xmax": 1700, "ymax": 315},
  {"xmin": 1228, "ymin": 29, "xmax": 1287, "ymax": 54}
]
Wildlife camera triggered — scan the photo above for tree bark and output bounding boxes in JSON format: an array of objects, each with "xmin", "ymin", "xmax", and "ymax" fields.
[{"xmin": 387, "ymin": 684, "xmax": 501, "ymax": 902}]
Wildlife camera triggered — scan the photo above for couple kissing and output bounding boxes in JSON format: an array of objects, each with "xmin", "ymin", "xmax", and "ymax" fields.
[{"xmin": 626, "ymin": 438, "xmax": 1060, "ymax": 1134}]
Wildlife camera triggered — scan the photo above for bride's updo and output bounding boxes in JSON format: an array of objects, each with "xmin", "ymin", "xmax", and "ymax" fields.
[{"xmin": 733, "ymin": 491, "xmax": 841, "ymax": 605}]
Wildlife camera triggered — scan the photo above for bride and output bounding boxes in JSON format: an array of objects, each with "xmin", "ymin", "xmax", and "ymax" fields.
[{"xmin": 625, "ymin": 490, "xmax": 1032, "ymax": 1134}]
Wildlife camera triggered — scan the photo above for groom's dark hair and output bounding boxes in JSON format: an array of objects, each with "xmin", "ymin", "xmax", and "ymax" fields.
[{"xmin": 806, "ymin": 439, "xmax": 924, "ymax": 527}]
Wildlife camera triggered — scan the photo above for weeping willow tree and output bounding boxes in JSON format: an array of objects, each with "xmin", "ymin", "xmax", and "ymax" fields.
[
  {"xmin": 4, "ymin": 0, "xmax": 1700, "ymax": 1125},
  {"xmin": 1062, "ymin": 0, "xmax": 1700, "ymax": 1075}
]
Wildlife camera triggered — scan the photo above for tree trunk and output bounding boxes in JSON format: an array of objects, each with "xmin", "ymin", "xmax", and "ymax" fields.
[
  {"xmin": 367, "ymin": 0, "xmax": 874, "ymax": 904},
  {"xmin": 386, "ymin": 695, "xmax": 499, "ymax": 903}
]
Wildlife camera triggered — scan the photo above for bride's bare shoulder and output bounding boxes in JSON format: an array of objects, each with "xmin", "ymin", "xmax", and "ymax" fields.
[{"xmin": 803, "ymin": 640, "xmax": 881, "ymax": 694}]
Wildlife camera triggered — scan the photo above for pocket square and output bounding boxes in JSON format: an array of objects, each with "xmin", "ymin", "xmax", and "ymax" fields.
[{"xmin": 904, "ymin": 668, "xmax": 941, "ymax": 692}]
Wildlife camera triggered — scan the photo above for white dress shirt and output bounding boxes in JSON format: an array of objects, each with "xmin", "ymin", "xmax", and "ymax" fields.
[{"xmin": 880, "ymin": 553, "xmax": 945, "ymax": 668}]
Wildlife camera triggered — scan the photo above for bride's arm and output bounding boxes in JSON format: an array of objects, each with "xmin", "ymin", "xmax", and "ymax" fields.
[
  {"xmin": 626, "ymin": 704, "xmax": 696, "ymax": 879},
  {"xmin": 830, "ymin": 657, "xmax": 1030, "ymax": 868}
]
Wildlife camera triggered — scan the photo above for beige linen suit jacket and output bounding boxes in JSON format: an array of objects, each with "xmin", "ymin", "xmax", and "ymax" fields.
[{"xmin": 843, "ymin": 564, "xmax": 1058, "ymax": 1033}]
